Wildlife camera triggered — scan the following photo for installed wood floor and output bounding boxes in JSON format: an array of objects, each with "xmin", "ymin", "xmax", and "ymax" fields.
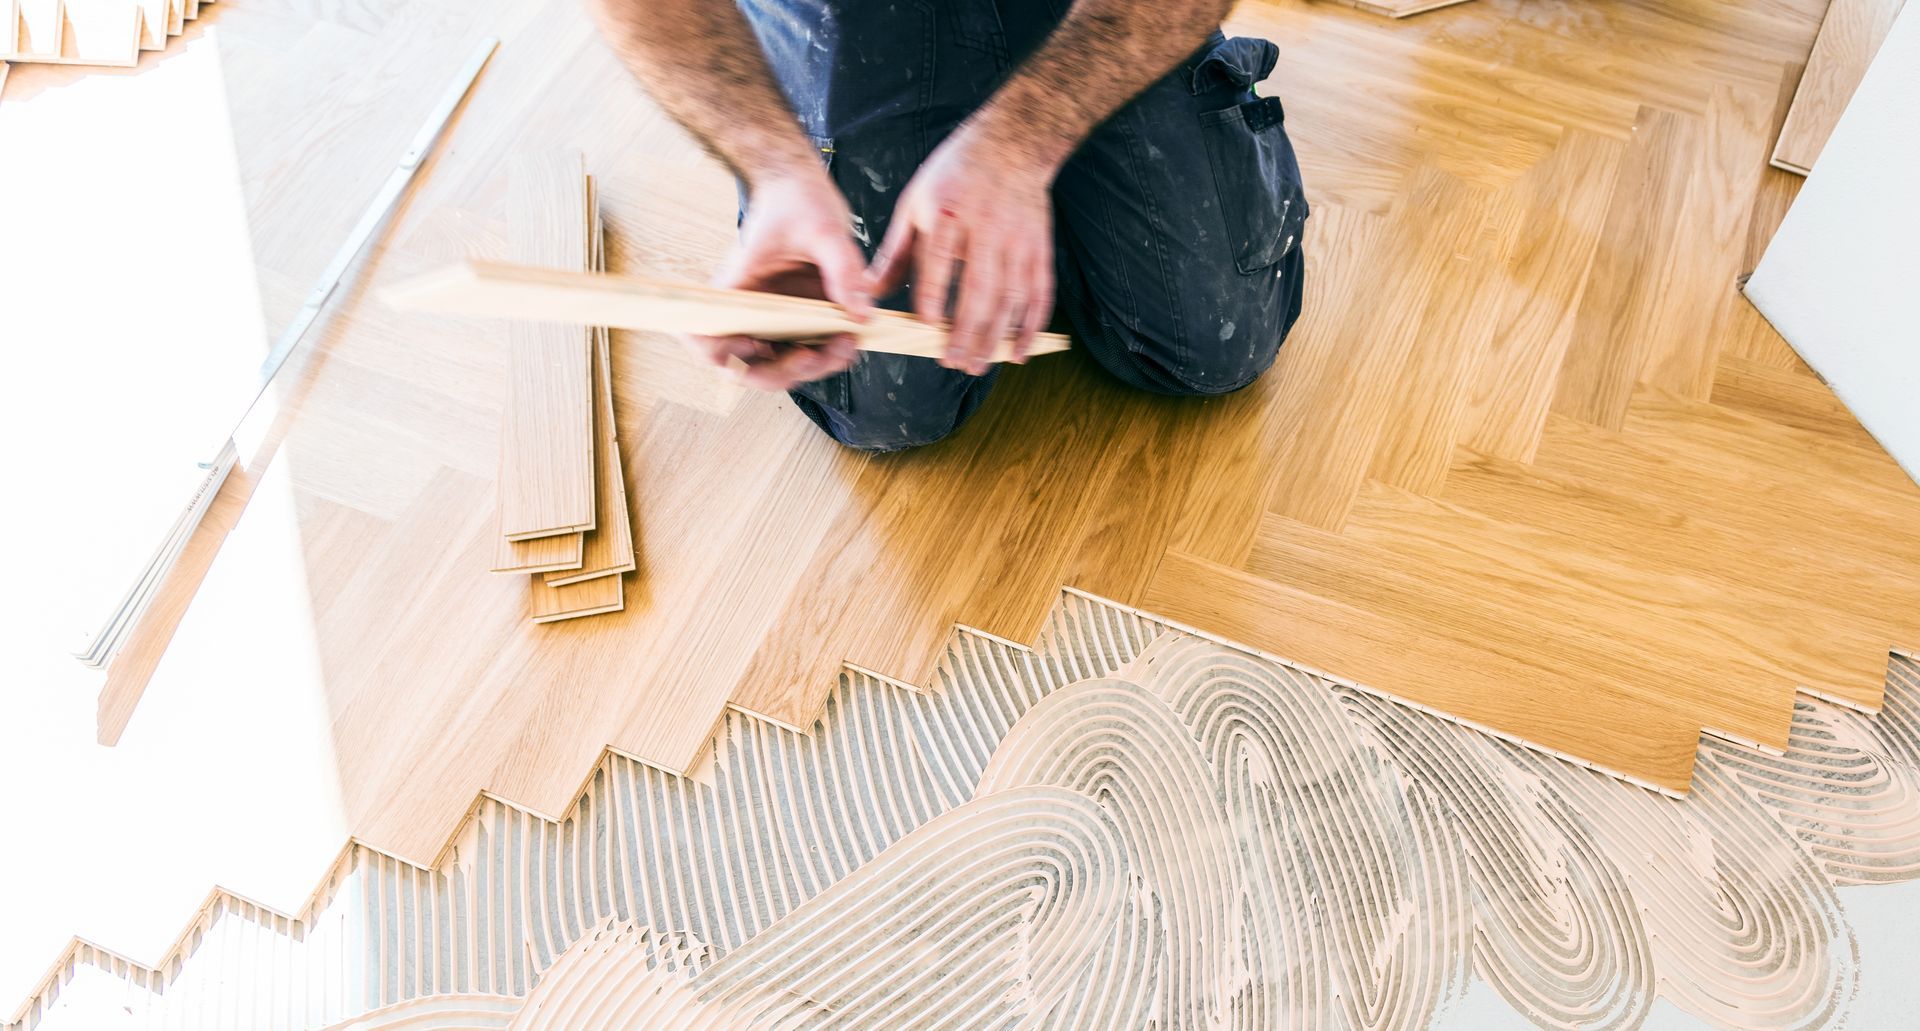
[{"xmin": 36, "ymin": 0, "xmax": 1920, "ymax": 881}]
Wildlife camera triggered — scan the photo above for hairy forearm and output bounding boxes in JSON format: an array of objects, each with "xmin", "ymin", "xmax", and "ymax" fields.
[
  {"xmin": 971, "ymin": 0, "xmax": 1237, "ymax": 174},
  {"xmin": 587, "ymin": 0, "xmax": 820, "ymax": 189}
]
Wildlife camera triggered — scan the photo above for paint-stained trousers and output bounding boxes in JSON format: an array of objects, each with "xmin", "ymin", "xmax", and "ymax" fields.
[{"xmin": 740, "ymin": 0, "xmax": 1309, "ymax": 451}]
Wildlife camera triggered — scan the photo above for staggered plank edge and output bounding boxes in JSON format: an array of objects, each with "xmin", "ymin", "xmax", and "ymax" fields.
[
  {"xmin": 11, "ymin": 589, "xmax": 1920, "ymax": 1030},
  {"xmin": 495, "ymin": 155, "xmax": 631, "ymax": 623},
  {"xmin": 1, "ymin": 0, "xmax": 218, "ymax": 68}
]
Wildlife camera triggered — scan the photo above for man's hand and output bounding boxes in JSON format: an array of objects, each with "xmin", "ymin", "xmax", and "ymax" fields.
[
  {"xmin": 692, "ymin": 173, "xmax": 873, "ymax": 391},
  {"xmin": 869, "ymin": 127, "xmax": 1057, "ymax": 377}
]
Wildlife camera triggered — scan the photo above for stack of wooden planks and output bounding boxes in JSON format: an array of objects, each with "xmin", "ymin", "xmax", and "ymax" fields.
[
  {"xmin": 3, "ymin": 0, "xmax": 215, "ymax": 69},
  {"xmin": 491, "ymin": 152, "xmax": 635, "ymax": 623}
]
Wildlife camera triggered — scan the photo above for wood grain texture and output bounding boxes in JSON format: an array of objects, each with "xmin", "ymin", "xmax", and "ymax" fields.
[
  {"xmin": 1550, "ymin": 107, "xmax": 1701, "ymax": 430},
  {"xmin": 491, "ymin": 528, "xmax": 582, "ymax": 575},
  {"xmin": 44, "ymin": 0, "xmax": 1915, "ymax": 883},
  {"xmin": 544, "ymin": 189, "xmax": 634, "ymax": 588},
  {"xmin": 1770, "ymin": 0, "xmax": 1906, "ymax": 173},
  {"xmin": 495, "ymin": 153, "xmax": 595, "ymax": 542},
  {"xmin": 1342, "ymin": 0, "xmax": 1476, "ymax": 17},
  {"xmin": 545, "ymin": 327, "xmax": 635, "ymax": 586},
  {"xmin": 386, "ymin": 260, "xmax": 1071, "ymax": 364},
  {"xmin": 1140, "ymin": 549, "xmax": 1707, "ymax": 790},
  {"xmin": 1264, "ymin": 164, "xmax": 1491, "ymax": 530},
  {"xmin": 530, "ymin": 561, "xmax": 622, "ymax": 622},
  {"xmin": 1457, "ymin": 129, "xmax": 1623, "ymax": 462}
]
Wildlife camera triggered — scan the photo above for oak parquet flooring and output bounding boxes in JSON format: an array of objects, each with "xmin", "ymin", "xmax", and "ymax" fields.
[
  {"xmin": 1550, "ymin": 107, "xmax": 1701, "ymax": 431},
  {"xmin": 1247, "ymin": 482, "xmax": 1803, "ymax": 751},
  {"xmin": 1633, "ymin": 85, "xmax": 1775, "ymax": 400},
  {"xmin": 53, "ymin": 0, "xmax": 1920, "ymax": 895},
  {"xmin": 1140, "ymin": 549, "xmax": 1707, "ymax": 791},
  {"xmin": 1457, "ymin": 129, "xmax": 1623, "ymax": 462},
  {"xmin": 1264, "ymin": 165, "xmax": 1492, "ymax": 530},
  {"xmin": 1166, "ymin": 203, "xmax": 1387, "ymax": 566}
]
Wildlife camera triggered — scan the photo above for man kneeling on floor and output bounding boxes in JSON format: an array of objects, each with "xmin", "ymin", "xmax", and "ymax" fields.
[{"xmin": 590, "ymin": 0, "xmax": 1309, "ymax": 452}]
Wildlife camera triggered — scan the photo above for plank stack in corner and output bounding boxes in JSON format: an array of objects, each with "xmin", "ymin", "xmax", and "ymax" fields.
[
  {"xmin": 3, "ymin": 0, "xmax": 216, "ymax": 69},
  {"xmin": 491, "ymin": 151, "xmax": 636, "ymax": 623}
]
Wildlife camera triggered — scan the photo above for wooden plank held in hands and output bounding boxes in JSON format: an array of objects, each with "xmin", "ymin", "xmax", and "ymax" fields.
[{"xmin": 385, "ymin": 260, "xmax": 1072, "ymax": 364}]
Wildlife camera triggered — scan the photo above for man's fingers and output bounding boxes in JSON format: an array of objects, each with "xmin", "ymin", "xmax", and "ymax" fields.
[
  {"xmin": 868, "ymin": 217, "xmax": 916, "ymax": 297},
  {"xmin": 692, "ymin": 334, "xmax": 770, "ymax": 368},
  {"xmin": 990, "ymin": 286, "xmax": 1026, "ymax": 366},
  {"xmin": 808, "ymin": 227, "xmax": 873, "ymax": 321},
  {"xmin": 914, "ymin": 215, "xmax": 964, "ymax": 328},
  {"xmin": 1015, "ymin": 245, "xmax": 1054, "ymax": 363},
  {"xmin": 946, "ymin": 248, "xmax": 1006, "ymax": 376},
  {"xmin": 734, "ymin": 338, "xmax": 858, "ymax": 391}
]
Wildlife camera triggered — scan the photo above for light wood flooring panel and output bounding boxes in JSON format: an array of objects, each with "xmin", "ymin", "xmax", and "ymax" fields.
[
  {"xmin": 1549, "ymin": 107, "xmax": 1701, "ymax": 430},
  {"xmin": 496, "ymin": 152, "xmax": 594, "ymax": 541},
  {"xmin": 1456, "ymin": 128, "xmax": 1622, "ymax": 462},
  {"xmin": 1770, "ymin": 0, "xmax": 1906, "ymax": 173},
  {"xmin": 545, "ymin": 329, "xmax": 635, "ymax": 586},
  {"xmin": 51, "ymin": 0, "xmax": 1920, "ymax": 872},
  {"xmin": 1262, "ymin": 164, "xmax": 1492, "ymax": 531},
  {"xmin": 1139, "ymin": 549, "xmax": 1707, "ymax": 791}
]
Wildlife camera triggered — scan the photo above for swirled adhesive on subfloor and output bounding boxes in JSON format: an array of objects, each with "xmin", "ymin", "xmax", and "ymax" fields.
[{"xmin": 12, "ymin": 593, "xmax": 1920, "ymax": 1030}]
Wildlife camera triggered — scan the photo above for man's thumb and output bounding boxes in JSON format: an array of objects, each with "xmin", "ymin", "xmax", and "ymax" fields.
[{"xmin": 812, "ymin": 232, "xmax": 873, "ymax": 323}]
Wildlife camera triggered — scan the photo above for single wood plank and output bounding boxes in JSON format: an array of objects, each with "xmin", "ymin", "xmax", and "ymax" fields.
[
  {"xmin": 1459, "ymin": 129, "xmax": 1624, "ymax": 461},
  {"xmin": 496, "ymin": 153, "xmax": 594, "ymax": 542},
  {"xmin": 12, "ymin": 0, "xmax": 58, "ymax": 56},
  {"xmin": 1140, "ymin": 549, "xmax": 1705, "ymax": 793},
  {"xmin": 385, "ymin": 260, "xmax": 1070, "ymax": 364},
  {"xmin": 1771, "ymin": 0, "xmax": 1906, "ymax": 173},
  {"xmin": 1549, "ymin": 106, "xmax": 1700, "ymax": 430},
  {"xmin": 137, "ymin": 0, "xmax": 166, "ymax": 49}
]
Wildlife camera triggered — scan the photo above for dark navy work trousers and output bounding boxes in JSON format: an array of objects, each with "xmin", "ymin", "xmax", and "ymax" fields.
[{"xmin": 739, "ymin": 0, "xmax": 1309, "ymax": 451}]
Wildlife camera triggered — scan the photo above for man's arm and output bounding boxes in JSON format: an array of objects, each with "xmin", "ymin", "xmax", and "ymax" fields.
[
  {"xmin": 587, "ymin": 0, "xmax": 870, "ymax": 390},
  {"xmin": 871, "ymin": 0, "xmax": 1236, "ymax": 374}
]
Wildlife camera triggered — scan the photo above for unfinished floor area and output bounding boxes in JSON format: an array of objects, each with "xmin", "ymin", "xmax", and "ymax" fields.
[{"xmin": 7, "ymin": 0, "xmax": 1920, "ymax": 1022}]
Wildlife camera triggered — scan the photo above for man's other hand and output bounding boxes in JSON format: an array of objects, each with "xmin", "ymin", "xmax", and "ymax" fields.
[
  {"xmin": 869, "ymin": 127, "xmax": 1057, "ymax": 377},
  {"xmin": 692, "ymin": 173, "xmax": 872, "ymax": 391}
]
